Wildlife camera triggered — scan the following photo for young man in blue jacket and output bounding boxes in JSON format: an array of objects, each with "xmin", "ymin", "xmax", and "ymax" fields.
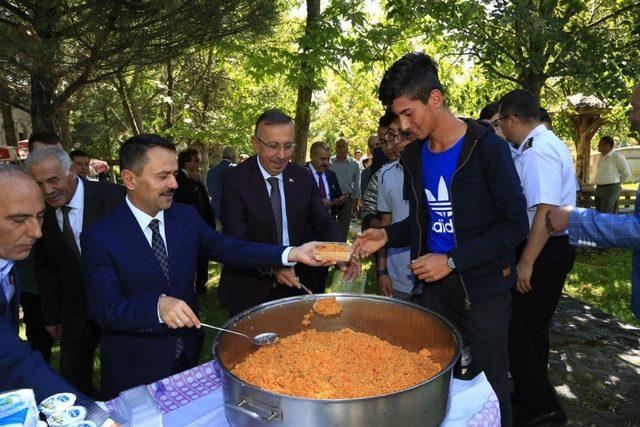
[{"xmin": 354, "ymin": 52, "xmax": 529, "ymax": 426}]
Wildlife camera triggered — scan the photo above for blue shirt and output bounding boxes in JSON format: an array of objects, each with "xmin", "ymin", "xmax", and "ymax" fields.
[{"xmin": 421, "ymin": 137, "xmax": 464, "ymax": 254}]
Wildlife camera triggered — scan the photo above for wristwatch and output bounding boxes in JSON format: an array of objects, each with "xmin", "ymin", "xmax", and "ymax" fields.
[{"xmin": 446, "ymin": 256, "xmax": 456, "ymax": 271}]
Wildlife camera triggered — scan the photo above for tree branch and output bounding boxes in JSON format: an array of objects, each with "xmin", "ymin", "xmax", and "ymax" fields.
[
  {"xmin": 0, "ymin": 0, "xmax": 31, "ymax": 22},
  {"xmin": 588, "ymin": 1, "xmax": 640, "ymax": 27}
]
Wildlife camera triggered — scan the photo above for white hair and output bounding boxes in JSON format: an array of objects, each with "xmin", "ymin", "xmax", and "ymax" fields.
[{"xmin": 25, "ymin": 147, "xmax": 73, "ymax": 175}]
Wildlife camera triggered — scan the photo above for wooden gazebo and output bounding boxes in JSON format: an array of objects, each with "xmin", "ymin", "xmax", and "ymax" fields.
[{"xmin": 564, "ymin": 93, "xmax": 609, "ymax": 184}]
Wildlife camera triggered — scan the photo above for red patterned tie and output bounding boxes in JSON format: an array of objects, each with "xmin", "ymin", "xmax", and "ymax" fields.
[{"xmin": 317, "ymin": 172, "xmax": 327, "ymax": 199}]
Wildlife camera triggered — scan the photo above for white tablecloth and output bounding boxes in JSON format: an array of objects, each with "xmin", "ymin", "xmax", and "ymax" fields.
[{"xmin": 108, "ymin": 361, "xmax": 500, "ymax": 426}]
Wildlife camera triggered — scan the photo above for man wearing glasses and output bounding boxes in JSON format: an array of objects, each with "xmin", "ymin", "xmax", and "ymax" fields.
[
  {"xmin": 217, "ymin": 109, "xmax": 359, "ymax": 315},
  {"xmin": 498, "ymin": 89, "xmax": 578, "ymax": 426}
]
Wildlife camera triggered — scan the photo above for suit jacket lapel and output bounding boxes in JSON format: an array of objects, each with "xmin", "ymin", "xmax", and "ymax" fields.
[
  {"xmin": 82, "ymin": 179, "xmax": 100, "ymax": 230},
  {"xmin": 283, "ymin": 165, "xmax": 296, "ymax": 238},
  {"xmin": 115, "ymin": 203, "xmax": 171, "ymax": 294}
]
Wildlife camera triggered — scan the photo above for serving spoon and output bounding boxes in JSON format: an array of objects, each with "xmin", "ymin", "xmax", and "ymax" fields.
[
  {"xmin": 298, "ymin": 282, "xmax": 319, "ymax": 304},
  {"xmin": 200, "ymin": 322, "xmax": 279, "ymax": 346}
]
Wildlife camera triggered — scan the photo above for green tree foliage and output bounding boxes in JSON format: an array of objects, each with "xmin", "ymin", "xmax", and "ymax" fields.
[{"xmin": 0, "ymin": 0, "xmax": 280, "ymax": 132}]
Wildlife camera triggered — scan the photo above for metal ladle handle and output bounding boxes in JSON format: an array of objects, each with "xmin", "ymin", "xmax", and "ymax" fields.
[{"xmin": 200, "ymin": 322, "xmax": 251, "ymax": 340}]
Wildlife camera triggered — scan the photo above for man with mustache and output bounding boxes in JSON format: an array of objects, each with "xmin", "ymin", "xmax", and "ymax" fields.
[
  {"xmin": 26, "ymin": 148, "xmax": 126, "ymax": 398},
  {"xmin": 81, "ymin": 133, "xmax": 333, "ymax": 398},
  {"xmin": 218, "ymin": 109, "xmax": 357, "ymax": 315},
  {"xmin": 0, "ymin": 165, "xmax": 117, "ymax": 426}
]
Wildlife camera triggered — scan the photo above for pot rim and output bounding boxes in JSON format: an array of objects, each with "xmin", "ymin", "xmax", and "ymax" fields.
[{"xmin": 213, "ymin": 293, "xmax": 462, "ymax": 403}]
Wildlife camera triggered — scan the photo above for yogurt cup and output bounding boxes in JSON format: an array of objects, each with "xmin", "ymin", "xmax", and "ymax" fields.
[
  {"xmin": 47, "ymin": 405, "xmax": 87, "ymax": 427},
  {"xmin": 38, "ymin": 393, "xmax": 76, "ymax": 417}
]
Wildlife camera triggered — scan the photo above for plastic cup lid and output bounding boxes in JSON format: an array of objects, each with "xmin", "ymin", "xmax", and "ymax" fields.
[
  {"xmin": 47, "ymin": 405, "xmax": 87, "ymax": 427},
  {"xmin": 38, "ymin": 393, "xmax": 76, "ymax": 416}
]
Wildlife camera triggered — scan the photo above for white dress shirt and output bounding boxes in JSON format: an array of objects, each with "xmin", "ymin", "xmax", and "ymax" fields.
[
  {"xmin": 594, "ymin": 150, "xmax": 632, "ymax": 185},
  {"xmin": 256, "ymin": 159, "xmax": 291, "ymax": 246},
  {"xmin": 0, "ymin": 258, "xmax": 15, "ymax": 306},
  {"xmin": 125, "ymin": 196, "xmax": 167, "ymax": 255},
  {"xmin": 308, "ymin": 162, "xmax": 331, "ymax": 199},
  {"xmin": 55, "ymin": 178, "xmax": 84, "ymax": 253},
  {"xmin": 511, "ymin": 124, "xmax": 578, "ymax": 234}
]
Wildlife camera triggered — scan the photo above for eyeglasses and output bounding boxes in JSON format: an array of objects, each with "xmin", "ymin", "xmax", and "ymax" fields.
[
  {"xmin": 255, "ymin": 136, "xmax": 295, "ymax": 152},
  {"xmin": 492, "ymin": 114, "xmax": 517, "ymax": 127},
  {"xmin": 384, "ymin": 130, "xmax": 412, "ymax": 144}
]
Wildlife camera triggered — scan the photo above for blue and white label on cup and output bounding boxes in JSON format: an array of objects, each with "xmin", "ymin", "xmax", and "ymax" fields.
[
  {"xmin": 47, "ymin": 405, "xmax": 87, "ymax": 427},
  {"xmin": 38, "ymin": 392, "xmax": 77, "ymax": 417}
]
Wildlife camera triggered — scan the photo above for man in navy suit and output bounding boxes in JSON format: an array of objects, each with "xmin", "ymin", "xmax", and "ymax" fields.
[
  {"xmin": 206, "ymin": 146, "xmax": 237, "ymax": 225},
  {"xmin": 218, "ymin": 109, "xmax": 359, "ymax": 315},
  {"xmin": 0, "ymin": 165, "xmax": 112, "ymax": 426},
  {"xmin": 82, "ymin": 134, "xmax": 331, "ymax": 398}
]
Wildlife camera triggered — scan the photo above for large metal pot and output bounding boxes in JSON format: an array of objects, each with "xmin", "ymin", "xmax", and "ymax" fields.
[{"xmin": 213, "ymin": 294, "xmax": 461, "ymax": 427}]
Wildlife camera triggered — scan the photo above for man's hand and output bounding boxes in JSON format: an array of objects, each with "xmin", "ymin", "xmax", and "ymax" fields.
[
  {"xmin": 332, "ymin": 195, "xmax": 347, "ymax": 206},
  {"xmin": 321, "ymin": 198, "xmax": 333, "ymax": 209},
  {"xmin": 410, "ymin": 253, "xmax": 452, "ymax": 282},
  {"xmin": 158, "ymin": 295, "xmax": 201, "ymax": 329},
  {"xmin": 515, "ymin": 260, "xmax": 534, "ymax": 294},
  {"xmin": 337, "ymin": 258, "xmax": 361, "ymax": 281},
  {"xmin": 546, "ymin": 205, "xmax": 573, "ymax": 233},
  {"xmin": 352, "ymin": 228, "xmax": 388, "ymax": 258},
  {"xmin": 288, "ymin": 242, "xmax": 336, "ymax": 267},
  {"xmin": 46, "ymin": 324, "xmax": 62, "ymax": 340},
  {"xmin": 352, "ymin": 198, "xmax": 361, "ymax": 217},
  {"xmin": 274, "ymin": 267, "xmax": 301, "ymax": 288},
  {"xmin": 377, "ymin": 274, "xmax": 393, "ymax": 297}
]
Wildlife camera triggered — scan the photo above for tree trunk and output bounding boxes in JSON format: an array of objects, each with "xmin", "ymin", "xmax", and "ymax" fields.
[
  {"xmin": 518, "ymin": 72, "xmax": 544, "ymax": 101},
  {"xmin": 114, "ymin": 76, "xmax": 142, "ymax": 135},
  {"xmin": 1, "ymin": 103, "xmax": 17, "ymax": 146},
  {"xmin": 57, "ymin": 102, "xmax": 73, "ymax": 149},
  {"xmin": 165, "ymin": 60, "xmax": 174, "ymax": 129},
  {"xmin": 30, "ymin": 68, "xmax": 58, "ymax": 132},
  {"xmin": 569, "ymin": 113, "xmax": 605, "ymax": 185},
  {"xmin": 292, "ymin": 0, "xmax": 321, "ymax": 165}
]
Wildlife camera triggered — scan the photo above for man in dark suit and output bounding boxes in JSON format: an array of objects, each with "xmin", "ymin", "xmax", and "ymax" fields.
[
  {"xmin": 300, "ymin": 141, "xmax": 347, "ymax": 292},
  {"xmin": 81, "ymin": 134, "xmax": 333, "ymax": 398},
  {"xmin": 218, "ymin": 109, "xmax": 359, "ymax": 315},
  {"xmin": 26, "ymin": 147, "xmax": 125, "ymax": 398},
  {"xmin": 0, "ymin": 165, "xmax": 112, "ymax": 426},
  {"xmin": 175, "ymin": 148, "xmax": 216, "ymax": 295},
  {"xmin": 206, "ymin": 146, "xmax": 237, "ymax": 225}
]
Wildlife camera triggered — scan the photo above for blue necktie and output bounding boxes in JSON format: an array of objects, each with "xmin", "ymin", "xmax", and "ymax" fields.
[
  {"xmin": 148, "ymin": 219, "xmax": 183, "ymax": 359},
  {"xmin": 149, "ymin": 219, "xmax": 170, "ymax": 286}
]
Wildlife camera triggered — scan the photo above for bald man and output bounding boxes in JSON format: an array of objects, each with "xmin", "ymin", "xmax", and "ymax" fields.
[{"xmin": 0, "ymin": 165, "xmax": 114, "ymax": 426}]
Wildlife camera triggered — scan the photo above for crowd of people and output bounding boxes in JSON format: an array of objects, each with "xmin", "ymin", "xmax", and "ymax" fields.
[{"xmin": 1, "ymin": 51, "xmax": 639, "ymax": 427}]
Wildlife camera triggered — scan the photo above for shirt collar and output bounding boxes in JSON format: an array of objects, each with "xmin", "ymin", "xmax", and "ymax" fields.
[
  {"xmin": 308, "ymin": 162, "xmax": 322, "ymax": 175},
  {"xmin": 521, "ymin": 125, "xmax": 548, "ymax": 148},
  {"xmin": 125, "ymin": 196, "xmax": 165, "ymax": 231},
  {"xmin": 257, "ymin": 157, "xmax": 283, "ymax": 181},
  {"xmin": 65, "ymin": 177, "xmax": 84, "ymax": 210},
  {"xmin": 0, "ymin": 258, "xmax": 13, "ymax": 278}
]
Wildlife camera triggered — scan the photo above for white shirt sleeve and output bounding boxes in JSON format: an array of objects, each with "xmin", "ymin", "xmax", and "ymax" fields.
[
  {"xmin": 521, "ymin": 149, "xmax": 563, "ymax": 209},
  {"xmin": 281, "ymin": 247, "xmax": 295, "ymax": 266},
  {"xmin": 615, "ymin": 152, "xmax": 632, "ymax": 183}
]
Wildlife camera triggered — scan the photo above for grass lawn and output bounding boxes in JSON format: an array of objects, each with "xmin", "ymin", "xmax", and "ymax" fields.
[{"xmin": 19, "ymin": 246, "xmax": 637, "ymax": 391}]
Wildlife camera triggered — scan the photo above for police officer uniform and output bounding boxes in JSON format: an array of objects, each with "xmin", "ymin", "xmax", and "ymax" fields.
[{"xmin": 508, "ymin": 124, "xmax": 578, "ymax": 420}]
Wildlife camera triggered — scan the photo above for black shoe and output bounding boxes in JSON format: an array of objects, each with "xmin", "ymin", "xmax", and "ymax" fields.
[{"xmin": 520, "ymin": 410, "xmax": 566, "ymax": 426}]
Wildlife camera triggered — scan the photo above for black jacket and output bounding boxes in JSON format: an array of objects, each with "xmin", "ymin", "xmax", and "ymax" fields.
[{"xmin": 386, "ymin": 119, "xmax": 529, "ymax": 305}]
